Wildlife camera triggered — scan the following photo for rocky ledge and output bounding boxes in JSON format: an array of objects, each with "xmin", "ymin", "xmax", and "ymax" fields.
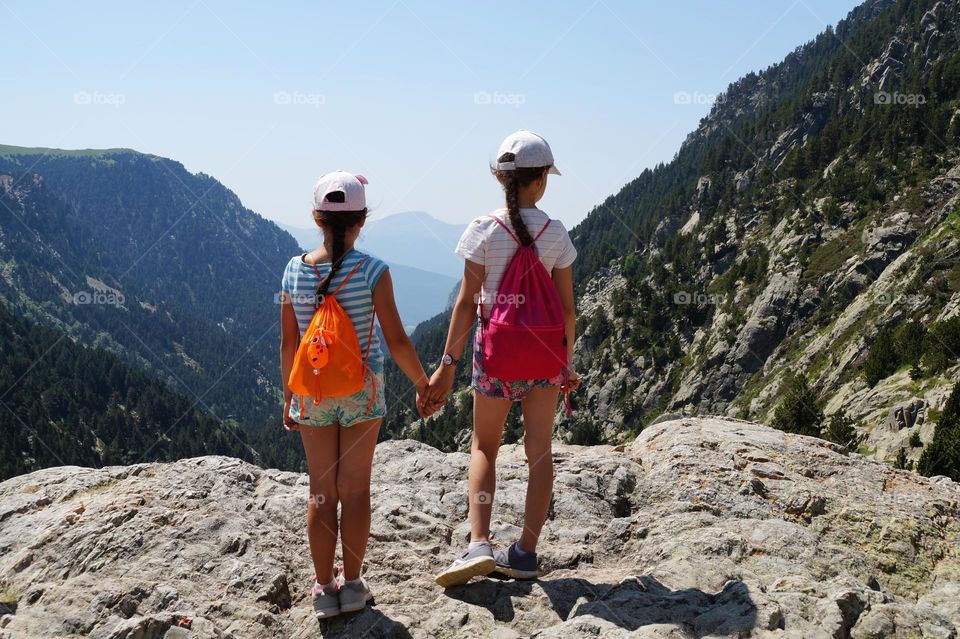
[{"xmin": 0, "ymin": 417, "xmax": 958, "ymax": 638}]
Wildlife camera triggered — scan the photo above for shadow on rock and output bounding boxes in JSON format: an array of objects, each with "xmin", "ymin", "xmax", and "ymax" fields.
[
  {"xmin": 444, "ymin": 574, "xmax": 763, "ymax": 636},
  {"xmin": 316, "ymin": 605, "xmax": 413, "ymax": 638}
]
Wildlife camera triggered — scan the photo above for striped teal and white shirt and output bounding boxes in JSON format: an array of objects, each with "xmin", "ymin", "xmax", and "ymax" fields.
[{"xmin": 281, "ymin": 249, "xmax": 389, "ymax": 372}]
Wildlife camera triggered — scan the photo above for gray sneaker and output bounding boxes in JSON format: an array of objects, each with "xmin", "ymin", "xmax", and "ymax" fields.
[
  {"xmin": 434, "ymin": 542, "xmax": 496, "ymax": 588},
  {"xmin": 338, "ymin": 576, "xmax": 373, "ymax": 613},
  {"xmin": 311, "ymin": 579, "xmax": 340, "ymax": 619},
  {"xmin": 492, "ymin": 542, "xmax": 539, "ymax": 580}
]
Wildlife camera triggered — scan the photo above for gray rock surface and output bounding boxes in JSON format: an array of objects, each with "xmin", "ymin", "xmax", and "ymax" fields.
[{"xmin": 1, "ymin": 417, "xmax": 958, "ymax": 638}]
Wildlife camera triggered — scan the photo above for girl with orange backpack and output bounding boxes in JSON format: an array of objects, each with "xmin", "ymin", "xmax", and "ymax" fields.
[
  {"xmin": 429, "ymin": 131, "xmax": 582, "ymax": 587},
  {"xmin": 279, "ymin": 171, "xmax": 433, "ymax": 618}
]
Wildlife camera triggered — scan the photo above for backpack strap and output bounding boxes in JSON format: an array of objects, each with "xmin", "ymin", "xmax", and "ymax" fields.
[
  {"xmin": 489, "ymin": 216, "xmax": 552, "ymax": 247},
  {"xmin": 488, "ymin": 216, "xmax": 521, "ymax": 245},
  {"xmin": 361, "ymin": 310, "xmax": 378, "ymax": 413},
  {"xmin": 532, "ymin": 218, "xmax": 552, "ymax": 244},
  {"xmin": 331, "ymin": 257, "xmax": 368, "ymax": 295},
  {"xmin": 309, "ymin": 254, "xmax": 368, "ymax": 302}
]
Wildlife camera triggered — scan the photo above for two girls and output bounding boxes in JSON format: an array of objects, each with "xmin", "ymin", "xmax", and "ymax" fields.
[{"xmin": 280, "ymin": 131, "xmax": 579, "ymax": 619}]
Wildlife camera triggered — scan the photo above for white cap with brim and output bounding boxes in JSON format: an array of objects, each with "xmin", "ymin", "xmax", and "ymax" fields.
[
  {"xmin": 313, "ymin": 171, "xmax": 368, "ymax": 211},
  {"xmin": 493, "ymin": 129, "xmax": 561, "ymax": 175}
]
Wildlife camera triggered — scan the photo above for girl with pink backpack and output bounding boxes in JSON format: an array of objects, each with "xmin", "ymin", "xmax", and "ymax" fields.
[{"xmin": 429, "ymin": 130, "xmax": 582, "ymax": 587}]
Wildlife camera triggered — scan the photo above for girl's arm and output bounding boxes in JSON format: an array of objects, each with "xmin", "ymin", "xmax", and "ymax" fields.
[
  {"xmin": 428, "ymin": 259, "xmax": 484, "ymax": 405},
  {"xmin": 552, "ymin": 266, "xmax": 581, "ymax": 390},
  {"xmin": 279, "ymin": 291, "xmax": 301, "ymax": 430},
  {"xmin": 372, "ymin": 270, "xmax": 431, "ymax": 410}
]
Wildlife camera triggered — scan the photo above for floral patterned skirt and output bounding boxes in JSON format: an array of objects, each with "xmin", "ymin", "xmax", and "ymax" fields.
[{"xmin": 471, "ymin": 328, "xmax": 564, "ymax": 401}]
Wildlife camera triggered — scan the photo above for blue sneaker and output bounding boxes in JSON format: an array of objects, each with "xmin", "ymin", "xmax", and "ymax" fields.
[{"xmin": 492, "ymin": 542, "xmax": 539, "ymax": 580}]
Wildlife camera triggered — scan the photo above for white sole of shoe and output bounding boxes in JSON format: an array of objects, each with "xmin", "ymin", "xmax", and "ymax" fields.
[
  {"xmin": 340, "ymin": 594, "xmax": 373, "ymax": 613},
  {"xmin": 314, "ymin": 607, "xmax": 340, "ymax": 619},
  {"xmin": 435, "ymin": 556, "xmax": 496, "ymax": 588},
  {"xmin": 493, "ymin": 565, "xmax": 539, "ymax": 580}
]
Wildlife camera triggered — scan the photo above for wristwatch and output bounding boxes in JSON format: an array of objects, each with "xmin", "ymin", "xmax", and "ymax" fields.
[{"xmin": 441, "ymin": 353, "xmax": 459, "ymax": 367}]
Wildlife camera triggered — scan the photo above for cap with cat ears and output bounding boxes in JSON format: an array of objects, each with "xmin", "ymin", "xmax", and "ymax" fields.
[{"xmin": 313, "ymin": 171, "xmax": 368, "ymax": 211}]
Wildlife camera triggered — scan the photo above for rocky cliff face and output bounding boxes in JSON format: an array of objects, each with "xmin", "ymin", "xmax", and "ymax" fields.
[
  {"xmin": 567, "ymin": 0, "xmax": 960, "ymax": 463},
  {"xmin": 1, "ymin": 418, "xmax": 957, "ymax": 638}
]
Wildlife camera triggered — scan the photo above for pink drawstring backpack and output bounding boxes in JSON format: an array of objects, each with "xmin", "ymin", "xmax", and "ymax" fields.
[{"xmin": 479, "ymin": 217, "xmax": 572, "ymax": 414}]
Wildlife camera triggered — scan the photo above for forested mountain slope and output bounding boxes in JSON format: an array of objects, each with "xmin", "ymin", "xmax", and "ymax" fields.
[
  {"xmin": 0, "ymin": 149, "xmax": 305, "ymax": 471},
  {"xmin": 0, "ymin": 301, "xmax": 257, "ymax": 480}
]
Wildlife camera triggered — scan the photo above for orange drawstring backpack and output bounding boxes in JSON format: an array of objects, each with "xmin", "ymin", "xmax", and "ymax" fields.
[{"xmin": 288, "ymin": 258, "xmax": 377, "ymax": 421}]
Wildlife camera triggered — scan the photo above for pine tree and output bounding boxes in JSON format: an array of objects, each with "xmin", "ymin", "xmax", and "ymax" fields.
[
  {"xmin": 864, "ymin": 329, "xmax": 899, "ymax": 387},
  {"xmin": 823, "ymin": 411, "xmax": 860, "ymax": 449},
  {"xmin": 918, "ymin": 383, "xmax": 960, "ymax": 481},
  {"xmin": 772, "ymin": 371, "xmax": 823, "ymax": 437}
]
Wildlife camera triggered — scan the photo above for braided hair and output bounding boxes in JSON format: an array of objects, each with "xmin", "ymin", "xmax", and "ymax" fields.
[
  {"xmin": 312, "ymin": 191, "xmax": 367, "ymax": 304},
  {"xmin": 494, "ymin": 152, "xmax": 549, "ymax": 247}
]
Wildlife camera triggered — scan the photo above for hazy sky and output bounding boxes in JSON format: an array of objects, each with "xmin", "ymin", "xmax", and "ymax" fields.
[{"xmin": 2, "ymin": 0, "xmax": 860, "ymax": 229}]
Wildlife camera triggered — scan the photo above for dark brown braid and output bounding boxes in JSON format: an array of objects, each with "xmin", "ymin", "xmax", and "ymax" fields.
[
  {"xmin": 494, "ymin": 152, "xmax": 548, "ymax": 247},
  {"xmin": 312, "ymin": 197, "xmax": 367, "ymax": 304}
]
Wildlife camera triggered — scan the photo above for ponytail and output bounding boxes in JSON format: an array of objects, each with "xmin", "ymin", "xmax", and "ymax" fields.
[
  {"xmin": 494, "ymin": 152, "xmax": 547, "ymax": 247},
  {"xmin": 312, "ymin": 206, "xmax": 366, "ymax": 304}
]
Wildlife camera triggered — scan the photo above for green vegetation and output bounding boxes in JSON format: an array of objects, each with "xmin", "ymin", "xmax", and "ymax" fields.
[
  {"xmin": 566, "ymin": 414, "xmax": 603, "ymax": 446},
  {"xmin": 0, "ymin": 149, "xmax": 304, "ymax": 474},
  {"xmin": 0, "ymin": 303, "xmax": 258, "ymax": 481},
  {"xmin": 863, "ymin": 318, "xmax": 960, "ymax": 386},
  {"xmin": 893, "ymin": 447, "xmax": 914, "ymax": 471},
  {"xmin": 771, "ymin": 371, "xmax": 823, "ymax": 437},
  {"xmin": 918, "ymin": 383, "xmax": 960, "ymax": 481},
  {"xmin": 0, "ymin": 144, "xmax": 136, "ymax": 158},
  {"xmin": 823, "ymin": 411, "xmax": 861, "ymax": 449},
  {"xmin": 909, "ymin": 431, "xmax": 922, "ymax": 448}
]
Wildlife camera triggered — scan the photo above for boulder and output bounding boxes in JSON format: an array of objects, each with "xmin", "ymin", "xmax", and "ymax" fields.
[{"xmin": 0, "ymin": 418, "xmax": 957, "ymax": 638}]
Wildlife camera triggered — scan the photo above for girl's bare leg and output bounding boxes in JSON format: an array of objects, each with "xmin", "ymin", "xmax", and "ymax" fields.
[
  {"xmin": 300, "ymin": 424, "xmax": 341, "ymax": 583},
  {"xmin": 518, "ymin": 386, "xmax": 560, "ymax": 553},
  {"xmin": 469, "ymin": 393, "xmax": 511, "ymax": 541},
  {"xmin": 336, "ymin": 418, "xmax": 382, "ymax": 581}
]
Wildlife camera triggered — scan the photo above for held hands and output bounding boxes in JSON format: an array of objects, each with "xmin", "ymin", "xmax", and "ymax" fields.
[{"xmin": 415, "ymin": 366, "xmax": 455, "ymax": 419}]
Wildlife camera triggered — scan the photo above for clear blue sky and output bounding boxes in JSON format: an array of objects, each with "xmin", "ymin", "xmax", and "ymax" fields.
[{"xmin": 1, "ymin": 0, "xmax": 860, "ymax": 229}]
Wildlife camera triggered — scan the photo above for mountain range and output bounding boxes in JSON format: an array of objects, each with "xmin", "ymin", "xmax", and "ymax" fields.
[
  {"xmin": 2, "ymin": 0, "xmax": 959, "ymax": 485},
  {"xmin": 0, "ymin": 146, "xmax": 305, "ymax": 477}
]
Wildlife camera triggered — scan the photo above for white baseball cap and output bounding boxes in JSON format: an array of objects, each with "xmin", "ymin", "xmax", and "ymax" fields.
[
  {"xmin": 493, "ymin": 130, "xmax": 561, "ymax": 175},
  {"xmin": 313, "ymin": 171, "xmax": 368, "ymax": 211}
]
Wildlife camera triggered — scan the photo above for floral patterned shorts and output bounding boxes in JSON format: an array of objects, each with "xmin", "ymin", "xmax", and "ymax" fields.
[
  {"xmin": 471, "ymin": 330, "xmax": 564, "ymax": 401},
  {"xmin": 289, "ymin": 370, "xmax": 386, "ymax": 427}
]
